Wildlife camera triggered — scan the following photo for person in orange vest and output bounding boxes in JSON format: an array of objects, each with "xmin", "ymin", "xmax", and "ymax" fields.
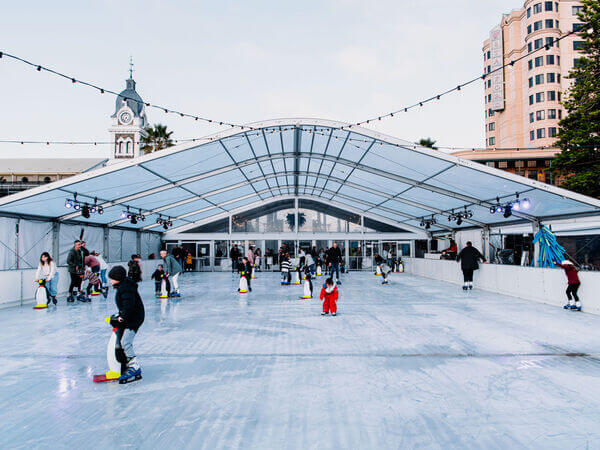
[
  {"xmin": 185, "ymin": 253, "xmax": 193, "ymax": 272},
  {"xmin": 320, "ymin": 277, "xmax": 339, "ymax": 316}
]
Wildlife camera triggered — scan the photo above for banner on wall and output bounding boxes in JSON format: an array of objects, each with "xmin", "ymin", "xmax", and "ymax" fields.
[{"xmin": 490, "ymin": 26, "xmax": 505, "ymax": 111}]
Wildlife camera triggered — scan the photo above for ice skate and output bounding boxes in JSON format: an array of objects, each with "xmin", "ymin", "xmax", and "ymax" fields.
[
  {"xmin": 171, "ymin": 291, "xmax": 181, "ymax": 298},
  {"xmin": 571, "ymin": 302, "xmax": 582, "ymax": 311},
  {"xmin": 67, "ymin": 294, "xmax": 75, "ymax": 303},
  {"xmin": 77, "ymin": 293, "xmax": 88, "ymax": 302},
  {"xmin": 331, "ymin": 312, "xmax": 337, "ymax": 316},
  {"xmin": 382, "ymin": 280, "xmax": 388, "ymax": 285},
  {"xmin": 321, "ymin": 311, "xmax": 328, "ymax": 316},
  {"xmin": 336, "ymin": 280, "xmax": 341, "ymax": 285},
  {"xmin": 118, "ymin": 366, "xmax": 142, "ymax": 384},
  {"xmin": 51, "ymin": 296, "xmax": 57, "ymax": 305},
  {"xmin": 563, "ymin": 303, "xmax": 572, "ymax": 310}
]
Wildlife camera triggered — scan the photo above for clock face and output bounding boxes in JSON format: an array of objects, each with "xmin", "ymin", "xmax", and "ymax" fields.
[{"xmin": 119, "ymin": 111, "xmax": 132, "ymax": 125}]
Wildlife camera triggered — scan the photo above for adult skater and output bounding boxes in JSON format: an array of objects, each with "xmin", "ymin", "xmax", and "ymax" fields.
[
  {"xmin": 230, "ymin": 244, "xmax": 242, "ymax": 273},
  {"xmin": 554, "ymin": 260, "xmax": 582, "ymax": 311},
  {"xmin": 456, "ymin": 241, "xmax": 486, "ymax": 290},
  {"xmin": 375, "ymin": 253, "xmax": 391, "ymax": 284},
  {"xmin": 66, "ymin": 240, "xmax": 84, "ymax": 302},
  {"xmin": 238, "ymin": 256, "xmax": 253, "ymax": 292},
  {"xmin": 107, "ymin": 265, "xmax": 145, "ymax": 384},
  {"xmin": 305, "ymin": 251, "xmax": 315, "ymax": 276},
  {"xmin": 320, "ymin": 277, "xmax": 339, "ymax": 316},
  {"xmin": 327, "ymin": 242, "xmax": 343, "ymax": 285},
  {"xmin": 160, "ymin": 249, "xmax": 183, "ymax": 297},
  {"xmin": 35, "ymin": 252, "xmax": 58, "ymax": 305},
  {"xmin": 246, "ymin": 246, "xmax": 255, "ymax": 268},
  {"xmin": 128, "ymin": 254, "xmax": 142, "ymax": 282},
  {"xmin": 442, "ymin": 239, "xmax": 458, "ymax": 260},
  {"xmin": 93, "ymin": 251, "xmax": 109, "ymax": 290}
]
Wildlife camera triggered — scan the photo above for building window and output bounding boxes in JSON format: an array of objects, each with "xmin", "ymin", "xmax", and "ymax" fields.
[
  {"xmin": 486, "ymin": 161, "xmax": 495, "ymax": 167},
  {"xmin": 487, "ymin": 79, "xmax": 491, "ymax": 88},
  {"xmin": 530, "ymin": 130, "xmax": 536, "ymax": 141},
  {"xmin": 489, "ymin": 109, "xmax": 495, "ymax": 117},
  {"xmin": 43, "ymin": 176, "xmax": 52, "ymax": 183},
  {"xmin": 536, "ymin": 110, "xmax": 545, "ymax": 121},
  {"xmin": 545, "ymin": 1, "xmax": 553, "ymax": 11},
  {"xmin": 555, "ymin": 20, "xmax": 559, "ymax": 28},
  {"xmin": 533, "ymin": 3, "xmax": 542, "ymax": 14},
  {"xmin": 574, "ymin": 41, "xmax": 585, "ymax": 51},
  {"xmin": 126, "ymin": 141, "xmax": 131, "ymax": 153},
  {"xmin": 530, "ymin": 112, "xmax": 535, "ymax": 123},
  {"xmin": 573, "ymin": 5, "xmax": 583, "ymax": 15},
  {"xmin": 528, "ymin": 42, "xmax": 533, "ymax": 53},
  {"xmin": 489, "ymin": 137, "xmax": 496, "ymax": 146},
  {"xmin": 528, "ymin": 171, "xmax": 538, "ymax": 180},
  {"xmin": 534, "ymin": 38, "xmax": 543, "ymax": 50},
  {"xmin": 557, "ymin": 55, "xmax": 560, "ymax": 65},
  {"xmin": 118, "ymin": 141, "xmax": 123, "ymax": 154},
  {"xmin": 537, "ymin": 128, "xmax": 546, "ymax": 139},
  {"xmin": 528, "ymin": 160, "xmax": 538, "ymax": 168},
  {"xmin": 548, "ymin": 127, "xmax": 558, "ymax": 137},
  {"xmin": 527, "ymin": 24, "xmax": 532, "ymax": 34},
  {"xmin": 558, "ymin": 110, "xmax": 562, "ymax": 119},
  {"xmin": 548, "ymin": 109, "xmax": 557, "ymax": 119},
  {"xmin": 535, "ymin": 56, "xmax": 544, "ymax": 67},
  {"xmin": 489, "ymin": 122, "xmax": 495, "ymax": 131},
  {"xmin": 545, "ymin": 37, "xmax": 555, "ymax": 48},
  {"xmin": 547, "ymin": 73, "xmax": 556, "ymax": 83},
  {"xmin": 574, "ymin": 58, "xmax": 582, "ymax": 67},
  {"xmin": 536, "ymin": 92, "xmax": 545, "ymax": 103},
  {"xmin": 535, "ymin": 74, "xmax": 544, "ymax": 85},
  {"xmin": 528, "ymin": 60, "xmax": 533, "ymax": 70},
  {"xmin": 488, "ymin": 94, "xmax": 492, "ymax": 102},
  {"xmin": 545, "ymin": 19, "xmax": 554, "ymax": 28},
  {"xmin": 534, "ymin": 21, "xmax": 543, "ymax": 31},
  {"xmin": 545, "ymin": 160, "xmax": 552, "ymax": 167},
  {"xmin": 527, "ymin": 7, "xmax": 532, "ymax": 17},
  {"xmin": 573, "ymin": 23, "xmax": 585, "ymax": 32},
  {"xmin": 529, "ymin": 77, "xmax": 534, "ymax": 88},
  {"xmin": 487, "ymin": 50, "xmax": 491, "ymax": 59},
  {"xmin": 529, "ymin": 95, "xmax": 534, "ymax": 105},
  {"xmin": 546, "ymin": 55, "xmax": 555, "ymax": 65},
  {"xmin": 498, "ymin": 161, "xmax": 508, "ymax": 168},
  {"xmin": 21, "ymin": 176, "xmax": 29, "ymax": 183},
  {"xmin": 547, "ymin": 91, "xmax": 556, "ymax": 101}
]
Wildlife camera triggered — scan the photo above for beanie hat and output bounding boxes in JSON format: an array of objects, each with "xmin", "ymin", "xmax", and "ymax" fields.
[
  {"xmin": 108, "ymin": 265, "xmax": 127, "ymax": 282},
  {"xmin": 561, "ymin": 260, "xmax": 573, "ymax": 265}
]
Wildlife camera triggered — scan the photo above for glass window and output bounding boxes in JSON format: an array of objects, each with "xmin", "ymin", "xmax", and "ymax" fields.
[
  {"xmin": 536, "ymin": 92, "xmax": 545, "ymax": 102},
  {"xmin": 533, "ymin": 3, "xmax": 542, "ymax": 13},
  {"xmin": 548, "ymin": 109, "xmax": 557, "ymax": 119},
  {"xmin": 536, "ymin": 110, "xmax": 545, "ymax": 121},
  {"xmin": 558, "ymin": 110, "xmax": 562, "ymax": 119},
  {"xmin": 487, "ymin": 50, "xmax": 491, "ymax": 59},
  {"xmin": 534, "ymin": 21, "xmax": 543, "ymax": 31},
  {"xmin": 537, "ymin": 128, "xmax": 546, "ymax": 139},
  {"xmin": 547, "ymin": 73, "xmax": 556, "ymax": 83},
  {"xmin": 545, "ymin": 1, "xmax": 553, "ymax": 11},
  {"xmin": 489, "ymin": 109, "xmax": 495, "ymax": 117},
  {"xmin": 528, "ymin": 42, "xmax": 533, "ymax": 53},
  {"xmin": 530, "ymin": 130, "xmax": 535, "ymax": 141},
  {"xmin": 530, "ymin": 112, "xmax": 535, "ymax": 123},
  {"xmin": 528, "ymin": 59, "xmax": 534, "ymax": 70},
  {"xmin": 498, "ymin": 161, "xmax": 508, "ymax": 168},
  {"xmin": 546, "ymin": 54, "xmax": 555, "ymax": 65},
  {"xmin": 574, "ymin": 58, "xmax": 582, "ymax": 67},
  {"xmin": 535, "ymin": 56, "xmax": 544, "ymax": 67},
  {"xmin": 527, "ymin": 24, "xmax": 532, "ymax": 34},
  {"xmin": 489, "ymin": 122, "xmax": 495, "ymax": 131},
  {"xmin": 573, "ymin": 6, "xmax": 583, "ymax": 15},
  {"xmin": 529, "ymin": 95, "xmax": 534, "ymax": 105},
  {"xmin": 527, "ymin": 7, "xmax": 531, "ymax": 17},
  {"xmin": 573, "ymin": 23, "xmax": 585, "ymax": 32},
  {"xmin": 528, "ymin": 160, "xmax": 538, "ymax": 168},
  {"xmin": 573, "ymin": 41, "xmax": 585, "ymax": 51},
  {"xmin": 548, "ymin": 127, "xmax": 558, "ymax": 137},
  {"xmin": 547, "ymin": 91, "xmax": 556, "ymax": 101},
  {"xmin": 545, "ymin": 37, "xmax": 555, "ymax": 47},
  {"xmin": 535, "ymin": 74, "xmax": 544, "ymax": 85},
  {"xmin": 534, "ymin": 38, "xmax": 543, "ymax": 49},
  {"xmin": 545, "ymin": 19, "xmax": 554, "ymax": 28},
  {"xmin": 487, "ymin": 79, "xmax": 491, "ymax": 88},
  {"xmin": 529, "ymin": 77, "xmax": 534, "ymax": 88},
  {"xmin": 557, "ymin": 55, "xmax": 560, "ymax": 64},
  {"xmin": 489, "ymin": 137, "xmax": 496, "ymax": 146},
  {"xmin": 488, "ymin": 94, "xmax": 492, "ymax": 102}
]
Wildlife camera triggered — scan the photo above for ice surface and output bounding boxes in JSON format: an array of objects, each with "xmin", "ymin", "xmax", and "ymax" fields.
[{"xmin": 1, "ymin": 272, "xmax": 600, "ymax": 449}]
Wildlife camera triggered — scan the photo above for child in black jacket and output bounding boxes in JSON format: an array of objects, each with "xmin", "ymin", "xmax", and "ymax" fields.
[
  {"xmin": 151, "ymin": 264, "xmax": 171, "ymax": 297},
  {"xmin": 237, "ymin": 257, "xmax": 252, "ymax": 292},
  {"xmin": 108, "ymin": 266, "xmax": 145, "ymax": 384}
]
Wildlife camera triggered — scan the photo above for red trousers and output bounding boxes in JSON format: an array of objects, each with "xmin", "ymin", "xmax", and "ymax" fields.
[{"xmin": 323, "ymin": 298, "xmax": 337, "ymax": 313}]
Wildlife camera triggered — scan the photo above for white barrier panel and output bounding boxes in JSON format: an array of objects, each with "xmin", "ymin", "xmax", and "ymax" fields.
[
  {"xmin": 0, "ymin": 259, "xmax": 161, "ymax": 308},
  {"xmin": 403, "ymin": 257, "xmax": 600, "ymax": 315}
]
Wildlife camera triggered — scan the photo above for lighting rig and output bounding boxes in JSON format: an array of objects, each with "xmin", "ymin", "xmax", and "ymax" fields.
[
  {"xmin": 121, "ymin": 208, "xmax": 146, "ymax": 225},
  {"xmin": 447, "ymin": 207, "xmax": 474, "ymax": 226},
  {"xmin": 489, "ymin": 193, "xmax": 531, "ymax": 218},
  {"xmin": 64, "ymin": 194, "xmax": 103, "ymax": 217},
  {"xmin": 419, "ymin": 215, "xmax": 437, "ymax": 230},
  {"xmin": 156, "ymin": 215, "xmax": 173, "ymax": 230}
]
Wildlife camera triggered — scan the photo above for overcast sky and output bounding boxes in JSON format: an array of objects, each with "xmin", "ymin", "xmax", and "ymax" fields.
[{"xmin": 0, "ymin": 0, "xmax": 515, "ymax": 158}]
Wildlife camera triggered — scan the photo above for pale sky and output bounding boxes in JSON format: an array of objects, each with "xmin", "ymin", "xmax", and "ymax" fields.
[{"xmin": 0, "ymin": 0, "xmax": 515, "ymax": 159}]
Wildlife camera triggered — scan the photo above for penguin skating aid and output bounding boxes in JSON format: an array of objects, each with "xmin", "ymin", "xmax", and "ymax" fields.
[
  {"xmin": 299, "ymin": 277, "xmax": 312, "ymax": 299},
  {"xmin": 33, "ymin": 279, "xmax": 50, "ymax": 310},
  {"xmin": 251, "ymin": 265, "xmax": 256, "ymax": 279},
  {"xmin": 316, "ymin": 265, "xmax": 322, "ymax": 277},
  {"xmin": 293, "ymin": 270, "xmax": 301, "ymax": 285},
  {"xmin": 375, "ymin": 265, "xmax": 382, "ymax": 276},
  {"xmin": 93, "ymin": 317, "xmax": 123, "ymax": 383},
  {"xmin": 156, "ymin": 278, "xmax": 169, "ymax": 299},
  {"xmin": 239, "ymin": 272, "xmax": 249, "ymax": 293}
]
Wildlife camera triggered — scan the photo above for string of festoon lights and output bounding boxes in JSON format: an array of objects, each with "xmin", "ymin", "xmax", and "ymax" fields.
[{"xmin": 0, "ymin": 51, "xmax": 253, "ymax": 131}]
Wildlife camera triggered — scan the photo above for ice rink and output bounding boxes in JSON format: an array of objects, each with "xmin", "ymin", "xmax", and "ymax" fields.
[{"xmin": 1, "ymin": 270, "xmax": 600, "ymax": 449}]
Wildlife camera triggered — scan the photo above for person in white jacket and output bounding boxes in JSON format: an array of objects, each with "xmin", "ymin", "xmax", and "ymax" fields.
[
  {"xmin": 93, "ymin": 251, "xmax": 109, "ymax": 289},
  {"xmin": 36, "ymin": 252, "xmax": 58, "ymax": 304}
]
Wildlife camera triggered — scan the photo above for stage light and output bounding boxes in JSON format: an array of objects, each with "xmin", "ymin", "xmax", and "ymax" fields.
[
  {"xmin": 65, "ymin": 199, "xmax": 73, "ymax": 209},
  {"xmin": 503, "ymin": 204, "xmax": 512, "ymax": 218},
  {"xmin": 74, "ymin": 203, "xmax": 81, "ymax": 211},
  {"xmin": 163, "ymin": 222, "xmax": 169, "ymax": 230},
  {"xmin": 513, "ymin": 202, "xmax": 520, "ymax": 211},
  {"xmin": 98, "ymin": 206, "xmax": 104, "ymax": 214},
  {"xmin": 130, "ymin": 215, "xmax": 137, "ymax": 225},
  {"xmin": 425, "ymin": 222, "xmax": 431, "ymax": 230},
  {"xmin": 82, "ymin": 204, "xmax": 90, "ymax": 219},
  {"xmin": 495, "ymin": 205, "xmax": 503, "ymax": 213},
  {"xmin": 490, "ymin": 206, "xmax": 496, "ymax": 214},
  {"xmin": 456, "ymin": 216, "xmax": 463, "ymax": 225},
  {"xmin": 521, "ymin": 198, "xmax": 531, "ymax": 209},
  {"xmin": 121, "ymin": 211, "xmax": 127, "ymax": 219}
]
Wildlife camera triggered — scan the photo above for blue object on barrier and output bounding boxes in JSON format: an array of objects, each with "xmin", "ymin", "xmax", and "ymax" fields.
[{"xmin": 532, "ymin": 225, "xmax": 566, "ymax": 268}]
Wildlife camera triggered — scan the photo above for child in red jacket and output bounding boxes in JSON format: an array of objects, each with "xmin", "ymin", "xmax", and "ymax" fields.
[
  {"xmin": 320, "ymin": 277, "xmax": 339, "ymax": 316},
  {"xmin": 554, "ymin": 260, "xmax": 582, "ymax": 311}
]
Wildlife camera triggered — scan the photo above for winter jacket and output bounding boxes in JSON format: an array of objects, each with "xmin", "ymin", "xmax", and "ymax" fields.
[
  {"xmin": 320, "ymin": 284, "xmax": 339, "ymax": 302},
  {"xmin": 113, "ymin": 277, "xmax": 145, "ymax": 331},
  {"xmin": 281, "ymin": 259, "xmax": 292, "ymax": 272},
  {"xmin": 305, "ymin": 254, "xmax": 314, "ymax": 267},
  {"xmin": 238, "ymin": 260, "xmax": 252, "ymax": 277},
  {"xmin": 456, "ymin": 246, "xmax": 486, "ymax": 271},
  {"xmin": 84, "ymin": 255, "xmax": 100, "ymax": 269},
  {"xmin": 67, "ymin": 247, "xmax": 83, "ymax": 274},
  {"xmin": 36, "ymin": 261, "xmax": 57, "ymax": 281},
  {"xmin": 326, "ymin": 247, "xmax": 343, "ymax": 264},
  {"xmin": 128, "ymin": 260, "xmax": 142, "ymax": 282},
  {"xmin": 96, "ymin": 255, "xmax": 108, "ymax": 270},
  {"xmin": 374, "ymin": 254, "xmax": 383, "ymax": 265},
  {"xmin": 151, "ymin": 269, "xmax": 167, "ymax": 281},
  {"xmin": 83, "ymin": 269, "xmax": 100, "ymax": 285},
  {"xmin": 246, "ymin": 250, "xmax": 255, "ymax": 265},
  {"xmin": 557, "ymin": 263, "xmax": 580, "ymax": 284},
  {"xmin": 163, "ymin": 254, "xmax": 182, "ymax": 275}
]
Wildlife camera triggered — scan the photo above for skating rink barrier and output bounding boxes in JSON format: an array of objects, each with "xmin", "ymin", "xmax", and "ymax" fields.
[
  {"xmin": 0, "ymin": 260, "xmax": 160, "ymax": 308},
  {"xmin": 403, "ymin": 257, "xmax": 600, "ymax": 315}
]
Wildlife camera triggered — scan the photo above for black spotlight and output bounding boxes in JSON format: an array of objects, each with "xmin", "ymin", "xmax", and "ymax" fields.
[
  {"xmin": 425, "ymin": 222, "xmax": 431, "ymax": 230},
  {"xmin": 130, "ymin": 215, "xmax": 138, "ymax": 225},
  {"xmin": 456, "ymin": 216, "xmax": 463, "ymax": 226},
  {"xmin": 503, "ymin": 204, "xmax": 512, "ymax": 218},
  {"xmin": 163, "ymin": 222, "xmax": 169, "ymax": 230},
  {"xmin": 98, "ymin": 206, "xmax": 104, "ymax": 215},
  {"xmin": 81, "ymin": 204, "xmax": 90, "ymax": 219}
]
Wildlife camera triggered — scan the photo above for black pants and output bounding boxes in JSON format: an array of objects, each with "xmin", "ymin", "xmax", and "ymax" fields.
[
  {"xmin": 462, "ymin": 268, "xmax": 474, "ymax": 282},
  {"xmin": 330, "ymin": 262, "xmax": 340, "ymax": 280},
  {"xmin": 154, "ymin": 279, "xmax": 171, "ymax": 294},
  {"xmin": 69, "ymin": 272, "xmax": 82, "ymax": 295},
  {"xmin": 245, "ymin": 275, "xmax": 251, "ymax": 289},
  {"xmin": 566, "ymin": 283, "xmax": 580, "ymax": 302}
]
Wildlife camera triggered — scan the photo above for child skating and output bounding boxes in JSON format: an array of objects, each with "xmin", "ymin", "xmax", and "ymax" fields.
[
  {"xmin": 107, "ymin": 266, "xmax": 145, "ymax": 384},
  {"xmin": 237, "ymin": 256, "xmax": 252, "ymax": 292},
  {"xmin": 320, "ymin": 277, "xmax": 339, "ymax": 316},
  {"xmin": 151, "ymin": 264, "xmax": 171, "ymax": 298},
  {"xmin": 554, "ymin": 260, "xmax": 582, "ymax": 311}
]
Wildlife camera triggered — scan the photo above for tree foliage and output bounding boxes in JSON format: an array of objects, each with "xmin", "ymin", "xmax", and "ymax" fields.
[
  {"xmin": 418, "ymin": 138, "xmax": 437, "ymax": 149},
  {"xmin": 141, "ymin": 124, "xmax": 174, "ymax": 154},
  {"xmin": 551, "ymin": 0, "xmax": 600, "ymax": 197}
]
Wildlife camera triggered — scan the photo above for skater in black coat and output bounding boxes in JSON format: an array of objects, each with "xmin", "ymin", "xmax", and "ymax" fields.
[
  {"xmin": 456, "ymin": 241, "xmax": 486, "ymax": 290},
  {"xmin": 237, "ymin": 257, "xmax": 252, "ymax": 292}
]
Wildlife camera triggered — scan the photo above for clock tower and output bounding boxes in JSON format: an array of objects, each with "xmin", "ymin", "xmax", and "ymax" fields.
[{"xmin": 108, "ymin": 60, "xmax": 148, "ymax": 160}]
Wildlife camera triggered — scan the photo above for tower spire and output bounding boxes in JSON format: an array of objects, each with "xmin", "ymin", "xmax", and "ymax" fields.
[{"xmin": 129, "ymin": 56, "xmax": 134, "ymax": 79}]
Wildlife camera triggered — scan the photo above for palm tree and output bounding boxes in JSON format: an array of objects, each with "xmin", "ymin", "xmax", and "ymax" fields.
[
  {"xmin": 285, "ymin": 212, "xmax": 306, "ymax": 231},
  {"xmin": 141, "ymin": 124, "xmax": 174, "ymax": 154},
  {"xmin": 418, "ymin": 138, "xmax": 437, "ymax": 149}
]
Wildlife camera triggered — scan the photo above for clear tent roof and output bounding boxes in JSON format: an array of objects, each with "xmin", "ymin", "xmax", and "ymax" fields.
[{"xmin": 0, "ymin": 118, "xmax": 599, "ymax": 234}]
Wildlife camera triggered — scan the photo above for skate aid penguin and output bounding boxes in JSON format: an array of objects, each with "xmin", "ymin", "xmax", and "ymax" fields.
[
  {"xmin": 107, "ymin": 266, "xmax": 145, "ymax": 384},
  {"xmin": 238, "ymin": 256, "xmax": 252, "ymax": 293},
  {"xmin": 299, "ymin": 266, "xmax": 313, "ymax": 299}
]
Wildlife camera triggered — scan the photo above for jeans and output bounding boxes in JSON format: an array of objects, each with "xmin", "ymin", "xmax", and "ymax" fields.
[
  {"xmin": 309, "ymin": 264, "xmax": 316, "ymax": 275},
  {"xmin": 100, "ymin": 269, "xmax": 107, "ymax": 285},
  {"xmin": 46, "ymin": 273, "xmax": 58, "ymax": 297},
  {"xmin": 330, "ymin": 262, "xmax": 340, "ymax": 280}
]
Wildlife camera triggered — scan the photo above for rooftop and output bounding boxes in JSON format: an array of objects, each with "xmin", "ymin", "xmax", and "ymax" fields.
[{"xmin": 0, "ymin": 158, "xmax": 106, "ymax": 174}]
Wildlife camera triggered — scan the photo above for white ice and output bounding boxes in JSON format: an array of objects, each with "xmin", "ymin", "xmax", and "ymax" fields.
[{"xmin": 1, "ymin": 271, "xmax": 600, "ymax": 449}]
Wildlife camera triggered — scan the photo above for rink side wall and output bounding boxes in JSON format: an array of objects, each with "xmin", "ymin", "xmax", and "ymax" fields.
[
  {"xmin": 0, "ymin": 260, "xmax": 159, "ymax": 308},
  {"xmin": 404, "ymin": 257, "xmax": 600, "ymax": 315}
]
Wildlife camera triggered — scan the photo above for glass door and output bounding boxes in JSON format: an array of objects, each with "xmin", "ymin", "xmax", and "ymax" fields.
[{"xmin": 197, "ymin": 242, "xmax": 210, "ymax": 271}]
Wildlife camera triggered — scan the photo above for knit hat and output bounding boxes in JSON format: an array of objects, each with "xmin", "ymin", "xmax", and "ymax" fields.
[
  {"xmin": 561, "ymin": 260, "xmax": 574, "ymax": 265},
  {"xmin": 108, "ymin": 265, "xmax": 127, "ymax": 282}
]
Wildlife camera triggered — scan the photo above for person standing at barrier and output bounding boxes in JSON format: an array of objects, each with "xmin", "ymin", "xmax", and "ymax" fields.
[
  {"xmin": 67, "ymin": 240, "xmax": 84, "ymax": 302},
  {"xmin": 456, "ymin": 241, "xmax": 486, "ymax": 291},
  {"xmin": 161, "ymin": 249, "xmax": 182, "ymax": 297},
  {"xmin": 93, "ymin": 251, "xmax": 109, "ymax": 290},
  {"xmin": 36, "ymin": 252, "xmax": 58, "ymax": 305},
  {"xmin": 327, "ymin": 242, "xmax": 343, "ymax": 285},
  {"xmin": 230, "ymin": 244, "xmax": 241, "ymax": 273},
  {"xmin": 554, "ymin": 260, "xmax": 582, "ymax": 311}
]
